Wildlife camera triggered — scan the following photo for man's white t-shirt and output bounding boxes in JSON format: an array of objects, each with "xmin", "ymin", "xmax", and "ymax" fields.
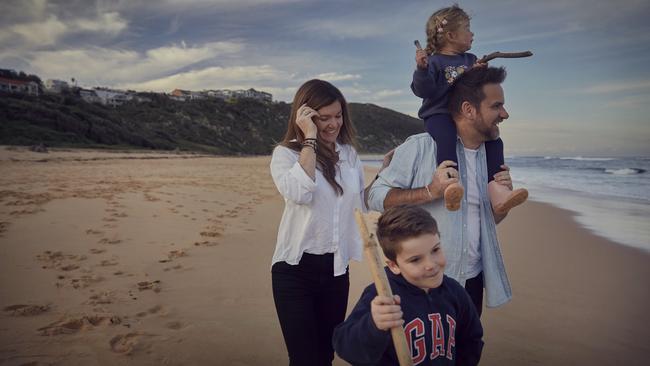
[{"xmin": 463, "ymin": 147, "xmax": 482, "ymax": 278}]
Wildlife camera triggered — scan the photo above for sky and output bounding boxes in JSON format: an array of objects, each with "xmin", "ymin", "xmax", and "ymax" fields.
[{"xmin": 1, "ymin": 0, "xmax": 649, "ymax": 156}]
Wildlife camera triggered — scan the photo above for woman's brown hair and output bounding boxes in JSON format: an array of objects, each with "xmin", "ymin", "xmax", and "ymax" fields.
[{"xmin": 279, "ymin": 79, "xmax": 357, "ymax": 195}]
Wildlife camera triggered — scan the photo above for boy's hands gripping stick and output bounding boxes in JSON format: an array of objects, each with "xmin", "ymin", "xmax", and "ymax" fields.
[{"xmin": 354, "ymin": 210, "xmax": 413, "ymax": 366}]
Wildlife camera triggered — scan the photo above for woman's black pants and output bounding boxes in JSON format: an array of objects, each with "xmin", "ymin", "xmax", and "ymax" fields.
[{"xmin": 272, "ymin": 253, "xmax": 349, "ymax": 366}]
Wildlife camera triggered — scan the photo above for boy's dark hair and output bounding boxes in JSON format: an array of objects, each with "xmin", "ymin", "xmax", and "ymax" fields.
[
  {"xmin": 448, "ymin": 66, "xmax": 507, "ymax": 117},
  {"xmin": 376, "ymin": 205, "xmax": 439, "ymax": 262}
]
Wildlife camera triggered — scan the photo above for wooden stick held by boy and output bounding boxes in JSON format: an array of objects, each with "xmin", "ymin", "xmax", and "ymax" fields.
[{"xmin": 354, "ymin": 210, "xmax": 413, "ymax": 366}]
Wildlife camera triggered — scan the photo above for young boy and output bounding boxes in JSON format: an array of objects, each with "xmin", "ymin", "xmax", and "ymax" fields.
[{"xmin": 333, "ymin": 205, "xmax": 483, "ymax": 365}]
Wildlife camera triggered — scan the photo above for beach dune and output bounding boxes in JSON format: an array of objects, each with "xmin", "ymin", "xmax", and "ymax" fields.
[{"xmin": 0, "ymin": 147, "xmax": 648, "ymax": 366}]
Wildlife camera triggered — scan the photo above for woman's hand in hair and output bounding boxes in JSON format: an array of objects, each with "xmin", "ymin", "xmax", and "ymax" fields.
[{"xmin": 296, "ymin": 104, "xmax": 319, "ymax": 139}]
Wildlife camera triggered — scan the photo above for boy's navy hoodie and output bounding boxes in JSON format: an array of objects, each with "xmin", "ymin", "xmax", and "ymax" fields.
[{"xmin": 333, "ymin": 268, "xmax": 483, "ymax": 366}]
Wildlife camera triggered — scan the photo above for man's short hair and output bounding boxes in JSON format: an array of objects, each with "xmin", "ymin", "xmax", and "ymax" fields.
[
  {"xmin": 448, "ymin": 66, "xmax": 507, "ymax": 117},
  {"xmin": 376, "ymin": 205, "xmax": 439, "ymax": 262}
]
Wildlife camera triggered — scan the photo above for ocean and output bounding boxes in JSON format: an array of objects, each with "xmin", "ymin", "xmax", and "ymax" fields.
[{"xmin": 362, "ymin": 155, "xmax": 650, "ymax": 253}]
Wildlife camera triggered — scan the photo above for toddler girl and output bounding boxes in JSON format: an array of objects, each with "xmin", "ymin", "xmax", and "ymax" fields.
[{"xmin": 411, "ymin": 4, "xmax": 527, "ymax": 214}]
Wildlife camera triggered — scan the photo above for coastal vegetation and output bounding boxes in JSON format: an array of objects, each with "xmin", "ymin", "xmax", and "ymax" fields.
[{"xmin": 0, "ymin": 92, "xmax": 423, "ymax": 154}]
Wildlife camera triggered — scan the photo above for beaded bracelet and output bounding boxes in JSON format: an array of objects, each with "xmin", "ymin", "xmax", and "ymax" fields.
[{"xmin": 301, "ymin": 139, "xmax": 318, "ymax": 152}]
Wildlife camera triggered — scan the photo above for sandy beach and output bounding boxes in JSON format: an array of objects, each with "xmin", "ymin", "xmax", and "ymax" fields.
[{"xmin": 1, "ymin": 147, "xmax": 648, "ymax": 366}]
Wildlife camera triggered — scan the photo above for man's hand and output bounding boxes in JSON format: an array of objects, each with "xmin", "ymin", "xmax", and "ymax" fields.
[
  {"xmin": 427, "ymin": 160, "xmax": 460, "ymax": 199},
  {"xmin": 371, "ymin": 295, "xmax": 403, "ymax": 331},
  {"xmin": 493, "ymin": 164, "xmax": 513, "ymax": 190}
]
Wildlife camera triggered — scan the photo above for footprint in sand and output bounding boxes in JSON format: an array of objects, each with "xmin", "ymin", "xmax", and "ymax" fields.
[
  {"xmin": 135, "ymin": 304, "xmax": 166, "ymax": 318},
  {"xmin": 194, "ymin": 240, "xmax": 219, "ymax": 247},
  {"xmin": 167, "ymin": 249, "xmax": 187, "ymax": 259},
  {"xmin": 98, "ymin": 237, "xmax": 122, "ymax": 245},
  {"xmin": 165, "ymin": 321, "xmax": 183, "ymax": 330},
  {"xmin": 89, "ymin": 248, "xmax": 106, "ymax": 254},
  {"xmin": 100, "ymin": 259, "xmax": 119, "ymax": 267},
  {"xmin": 110, "ymin": 332, "xmax": 153, "ymax": 354},
  {"xmin": 38, "ymin": 314, "xmax": 121, "ymax": 336},
  {"xmin": 137, "ymin": 280, "xmax": 161, "ymax": 292},
  {"xmin": 70, "ymin": 274, "xmax": 104, "ymax": 289},
  {"xmin": 59, "ymin": 264, "xmax": 80, "ymax": 271},
  {"xmin": 0, "ymin": 221, "xmax": 9, "ymax": 235},
  {"xmin": 85, "ymin": 291, "xmax": 114, "ymax": 305},
  {"xmin": 85, "ymin": 229, "xmax": 104, "ymax": 235},
  {"xmin": 144, "ymin": 193, "xmax": 160, "ymax": 202},
  {"xmin": 163, "ymin": 264, "xmax": 184, "ymax": 272},
  {"xmin": 200, "ymin": 230, "xmax": 222, "ymax": 238},
  {"xmin": 3, "ymin": 304, "xmax": 50, "ymax": 316},
  {"xmin": 37, "ymin": 251, "xmax": 87, "ymax": 270}
]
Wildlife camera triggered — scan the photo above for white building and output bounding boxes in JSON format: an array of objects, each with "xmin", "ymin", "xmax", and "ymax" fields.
[
  {"xmin": 169, "ymin": 87, "xmax": 272, "ymax": 102},
  {"xmin": 170, "ymin": 89, "xmax": 205, "ymax": 101},
  {"xmin": 79, "ymin": 89, "xmax": 101, "ymax": 104},
  {"xmin": 91, "ymin": 88, "xmax": 133, "ymax": 107},
  {"xmin": 238, "ymin": 88, "xmax": 272, "ymax": 102},
  {"xmin": 45, "ymin": 79, "xmax": 69, "ymax": 93},
  {"xmin": 0, "ymin": 77, "xmax": 39, "ymax": 95}
]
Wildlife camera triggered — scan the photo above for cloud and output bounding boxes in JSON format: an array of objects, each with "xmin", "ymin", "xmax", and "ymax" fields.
[
  {"xmin": 27, "ymin": 41, "xmax": 245, "ymax": 85},
  {"xmin": 3, "ymin": 15, "xmax": 68, "ymax": 47},
  {"xmin": 162, "ymin": 0, "xmax": 300, "ymax": 5},
  {"xmin": 480, "ymin": 26, "xmax": 582, "ymax": 46},
  {"xmin": 119, "ymin": 65, "xmax": 290, "ymax": 92},
  {"xmin": 0, "ymin": 11, "xmax": 129, "ymax": 49},
  {"xmin": 339, "ymin": 85, "xmax": 406, "ymax": 103},
  {"xmin": 374, "ymin": 89, "xmax": 405, "ymax": 99},
  {"xmin": 579, "ymin": 80, "xmax": 650, "ymax": 94},
  {"xmin": 312, "ymin": 72, "xmax": 361, "ymax": 82},
  {"xmin": 303, "ymin": 20, "xmax": 389, "ymax": 39},
  {"xmin": 605, "ymin": 95, "xmax": 650, "ymax": 108},
  {"xmin": 73, "ymin": 12, "xmax": 127, "ymax": 35}
]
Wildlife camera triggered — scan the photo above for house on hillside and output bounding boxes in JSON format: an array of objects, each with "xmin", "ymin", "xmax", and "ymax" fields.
[
  {"xmin": 238, "ymin": 88, "xmax": 272, "ymax": 102},
  {"xmin": 79, "ymin": 89, "xmax": 101, "ymax": 104},
  {"xmin": 170, "ymin": 89, "xmax": 205, "ymax": 101},
  {"xmin": 0, "ymin": 77, "xmax": 39, "ymax": 96},
  {"xmin": 92, "ymin": 88, "xmax": 133, "ymax": 107},
  {"xmin": 45, "ymin": 79, "xmax": 69, "ymax": 93},
  {"xmin": 171, "ymin": 88, "xmax": 273, "ymax": 102},
  {"xmin": 204, "ymin": 90, "xmax": 229, "ymax": 99}
]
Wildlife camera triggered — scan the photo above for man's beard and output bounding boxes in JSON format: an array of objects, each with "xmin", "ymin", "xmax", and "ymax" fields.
[{"xmin": 474, "ymin": 112, "xmax": 500, "ymax": 141}]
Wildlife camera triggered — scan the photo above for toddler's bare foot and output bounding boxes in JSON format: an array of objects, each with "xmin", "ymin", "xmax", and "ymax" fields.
[{"xmin": 444, "ymin": 183, "xmax": 464, "ymax": 211}]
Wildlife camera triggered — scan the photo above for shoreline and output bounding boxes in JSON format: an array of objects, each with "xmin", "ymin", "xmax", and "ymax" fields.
[{"xmin": 1, "ymin": 149, "xmax": 648, "ymax": 365}]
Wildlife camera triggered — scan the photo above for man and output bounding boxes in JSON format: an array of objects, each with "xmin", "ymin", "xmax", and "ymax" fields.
[{"xmin": 368, "ymin": 66, "xmax": 518, "ymax": 316}]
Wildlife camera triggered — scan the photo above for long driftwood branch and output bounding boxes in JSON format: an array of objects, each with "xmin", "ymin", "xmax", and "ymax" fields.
[
  {"xmin": 354, "ymin": 210, "xmax": 413, "ymax": 366},
  {"xmin": 477, "ymin": 51, "xmax": 533, "ymax": 63}
]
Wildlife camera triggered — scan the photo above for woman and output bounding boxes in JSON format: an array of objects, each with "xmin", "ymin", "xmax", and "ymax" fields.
[{"xmin": 270, "ymin": 79, "xmax": 376, "ymax": 366}]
